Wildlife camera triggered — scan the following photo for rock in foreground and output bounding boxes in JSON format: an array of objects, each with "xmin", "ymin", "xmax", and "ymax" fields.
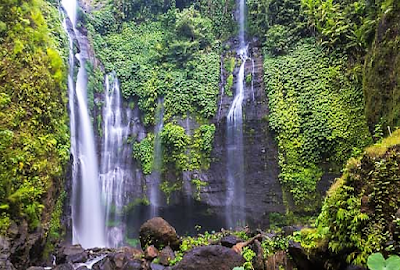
[
  {"xmin": 172, "ymin": 245, "xmax": 244, "ymax": 270},
  {"xmin": 139, "ymin": 217, "xmax": 180, "ymax": 250}
]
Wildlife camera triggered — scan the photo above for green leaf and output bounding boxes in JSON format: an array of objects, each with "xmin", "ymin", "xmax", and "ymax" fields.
[
  {"xmin": 367, "ymin": 253, "xmax": 385, "ymax": 270},
  {"xmin": 386, "ymin": 255, "xmax": 400, "ymax": 270}
]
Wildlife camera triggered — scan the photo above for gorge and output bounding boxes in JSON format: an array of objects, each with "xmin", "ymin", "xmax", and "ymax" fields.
[{"xmin": 1, "ymin": 0, "xmax": 400, "ymax": 269}]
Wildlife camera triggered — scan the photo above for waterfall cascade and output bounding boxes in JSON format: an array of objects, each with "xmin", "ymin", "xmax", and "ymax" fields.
[
  {"xmin": 149, "ymin": 99, "xmax": 164, "ymax": 217},
  {"xmin": 100, "ymin": 73, "xmax": 133, "ymax": 247},
  {"xmin": 225, "ymin": 0, "xmax": 249, "ymax": 228},
  {"xmin": 62, "ymin": 0, "xmax": 106, "ymax": 248}
]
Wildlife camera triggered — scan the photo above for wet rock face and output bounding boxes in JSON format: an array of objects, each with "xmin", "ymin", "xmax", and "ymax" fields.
[
  {"xmin": 172, "ymin": 245, "xmax": 245, "ymax": 270},
  {"xmin": 199, "ymin": 42, "xmax": 285, "ymax": 227},
  {"xmin": 139, "ymin": 218, "xmax": 180, "ymax": 250}
]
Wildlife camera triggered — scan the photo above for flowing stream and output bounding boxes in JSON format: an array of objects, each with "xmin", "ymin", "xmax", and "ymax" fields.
[
  {"xmin": 100, "ymin": 73, "xmax": 132, "ymax": 247},
  {"xmin": 62, "ymin": 0, "xmax": 106, "ymax": 248},
  {"xmin": 226, "ymin": 0, "xmax": 248, "ymax": 228}
]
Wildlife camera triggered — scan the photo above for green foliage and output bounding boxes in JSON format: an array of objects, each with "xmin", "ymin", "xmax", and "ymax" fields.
[
  {"xmin": 264, "ymin": 39, "xmax": 372, "ymax": 207},
  {"xmin": 191, "ymin": 179, "xmax": 208, "ymax": 201},
  {"xmin": 0, "ymin": 0, "xmax": 69, "ymax": 232},
  {"xmin": 169, "ymin": 231, "xmax": 223, "ymax": 265},
  {"xmin": 133, "ymin": 134, "xmax": 155, "ymax": 175},
  {"xmin": 189, "ymin": 124, "xmax": 216, "ymax": 170},
  {"xmin": 88, "ymin": 5, "xmax": 220, "ymax": 126},
  {"xmin": 242, "ymin": 247, "xmax": 256, "ymax": 270},
  {"xmin": 367, "ymin": 253, "xmax": 400, "ymax": 270},
  {"xmin": 248, "ymin": 0, "xmax": 307, "ymax": 47},
  {"xmin": 161, "ymin": 123, "xmax": 190, "ymax": 171},
  {"xmin": 300, "ymin": 130, "xmax": 400, "ymax": 265},
  {"xmin": 301, "ymin": 0, "xmax": 379, "ymax": 54},
  {"xmin": 160, "ymin": 181, "xmax": 180, "ymax": 204}
]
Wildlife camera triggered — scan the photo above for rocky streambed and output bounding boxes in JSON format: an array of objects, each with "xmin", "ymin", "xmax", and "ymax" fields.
[{"xmin": 17, "ymin": 217, "xmax": 368, "ymax": 270}]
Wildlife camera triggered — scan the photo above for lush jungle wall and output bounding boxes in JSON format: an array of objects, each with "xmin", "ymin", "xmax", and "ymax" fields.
[{"xmin": 0, "ymin": 0, "xmax": 69, "ymax": 268}]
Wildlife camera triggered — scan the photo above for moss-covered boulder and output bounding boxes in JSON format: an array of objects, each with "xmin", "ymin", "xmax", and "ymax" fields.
[{"xmin": 299, "ymin": 129, "xmax": 400, "ymax": 267}]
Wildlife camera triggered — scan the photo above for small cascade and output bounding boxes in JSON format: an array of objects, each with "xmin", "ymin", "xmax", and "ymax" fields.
[
  {"xmin": 62, "ymin": 0, "xmax": 106, "ymax": 248},
  {"xmin": 251, "ymin": 58, "xmax": 256, "ymax": 102},
  {"xmin": 100, "ymin": 73, "xmax": 132, "ymax": 247},
  {"xmin": 149, "ymin": 99, "xmax": 164, "ymax": 217},
  {"xmin": 225, "ymin": 0, "xmax": 248, "ymax": 228}
]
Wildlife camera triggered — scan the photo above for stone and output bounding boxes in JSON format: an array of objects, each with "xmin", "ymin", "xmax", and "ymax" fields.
[
  {"xmin": 150, "ymin": 263, "xmax": 165, "ymax": 270},
  {"xmin": 57, "ymin": 244, "xmax": 88, "ymax": 264},
  {"xmin": 122, "ymin": 260, "xmax": 143, "ymax": 270},
  {"xmin": 145, "ymin": 245, "xmax": 159, "ymax": 260},
  {"xmin": 112, "ymin": 252, "xmax": 127, "ymax": 268},
  {"xmin": 252, "ymin": 240, "xmax": 265, "ymax": 270},
  {"xmin": 220, "ymin": 235, "xmax": 242, "ymax": 248},
  {"xmin": 266, "ymin": 251, "xmax": 295, "ymax": 270},
  {"xmin": 172, "ymin": 245, "xmax": 244, "ymax": 270},
  {"xmin": 27, "ymin": 267, "xmax": 45, "ymax": 270},
  {"xmin": 54, "ymin": 264, "xmax": 74, "ymax": 270},
  {"xmin": 288, "ymin": 241, "xmax": 314, "ymax": 270},
  {"xmin": 139, "ymin": 218, "xmax": 180, "ymax": 250},
  {"xmin": 92, "ymin": 257, "xmax": 114, "ymax": 270},
  {"xmin": 118, "ymin": 246, "xmax": 144, "ymax": 260},
  {"xmin": 159, "ymin": 246, "xmax": 175, "ymax": 266}
]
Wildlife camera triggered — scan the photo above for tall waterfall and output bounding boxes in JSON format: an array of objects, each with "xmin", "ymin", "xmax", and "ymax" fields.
[
  {"xmin": 226, "ymin": 0, "xmax": 248, "ymax": 228},
  {"xmin": 62, "ymin": 0, "xmax": 106, "ymax": 248},
  {"xmin": 149, "ymin": 99, "xmax": 164, "ymax": 217},
  {"xmin": 100, "ymin": 74, "xmax": 132, "ymax": 247}
]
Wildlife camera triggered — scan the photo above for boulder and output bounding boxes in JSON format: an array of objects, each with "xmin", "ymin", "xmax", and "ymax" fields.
[
  {"xmin": 0, "ymin": 236, "xmax": 15, "ymax": 270},
  {"xmin": 112, "ymin": 252, "xmax": 127, "ymax": 269},
  {"xmin": 288, "ymin": 241, "xmax": 315, "ymax": 270},
  {"xmin": 93, "ymin": 257, "xmax": 114, "ymax": 270},
  {"xmin": 144, "ymin": 245, "xmax": 159, "ymax": 260},
  {"xmin": 220, "ymin": 235, "xmax": 242, "ymax": 248},
  {"xmin": 57, "ymin": 244, "xmax": 88, "ymax": 264},
  {"xmin": 122, "ymin": 259, "xmax": 144, "ymax": 270},
  {"xmin": 159, "ymin": 246, "xmax": 175, "ymax": 266},
  {"xmin": 172, "ymin": 245, "xmax": 244, "ymax": 270},
  {"xmin": 139, "ymin": 218, "xmax": 180, "ymax": 250},
  {"xmin": 54, "ymin": 264, "xmax": 74, "ymax": 270},
  {"xmin": 150, "ymin": 263, "xmax": 166, "ymax": 270},
  {"xmin": 117, "ymin": 246, "xmax": 143, "ymax": 260}
]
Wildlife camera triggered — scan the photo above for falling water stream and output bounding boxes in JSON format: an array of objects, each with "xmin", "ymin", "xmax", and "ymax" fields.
[
  {"xmin": 100, "ymin": 73, "xmax": 133, "ymax": 247},
  {"xmin": 149, "ymin": 99, "xmax": 164, "ymax": 217},
  {"xmin": 226, "ymin": 0, "xmax": 248, "ymax": 228},
  {"xmin": 62, "ymin": 0, "xmax": 106, "ymax": 248}
]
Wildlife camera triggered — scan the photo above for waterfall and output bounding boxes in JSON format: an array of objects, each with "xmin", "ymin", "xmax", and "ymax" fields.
[
  {"xmin": 100, "ymin": 73, "xmax": 132, "ymax": 247},
  {"xmin": 226, "ymin": 0, "xmax": 248, "ymax": 228},
  {"xmin": 149, "ymin": 99, "xmax": 164, "ymax": 217},
  {"xmin": 62, "ymin": 0, "xmax": 106, "ymax": 248}
]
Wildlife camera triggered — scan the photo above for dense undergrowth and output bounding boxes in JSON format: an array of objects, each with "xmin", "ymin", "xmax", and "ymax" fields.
[
  {"xmin": 82, "ymin": 0, "xmax": 232, "ymax": 188},
  {"xmin": 0, "ymin": 0, "xmax": 69, "ymax": 235},
  {"xmin": 300, "ymin": 129, "xmax": 400, "ymax": 266},
  {"xmin": 246, "ymin": 0, "xmax": 399, "ymax": 210}
]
